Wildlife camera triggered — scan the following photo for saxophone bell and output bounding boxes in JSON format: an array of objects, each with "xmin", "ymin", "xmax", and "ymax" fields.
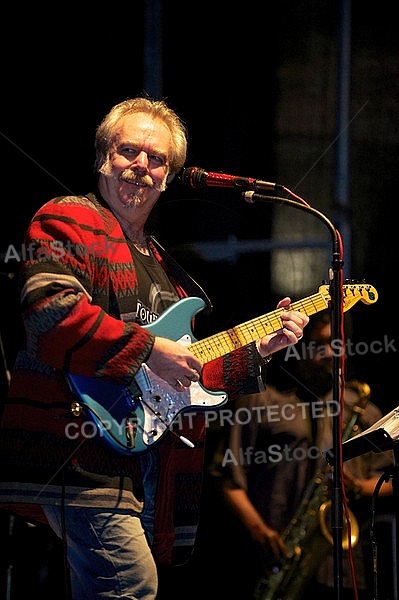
[{"xmin": 319, "ymin": 500, "xmax": 359, "ymax": 550}]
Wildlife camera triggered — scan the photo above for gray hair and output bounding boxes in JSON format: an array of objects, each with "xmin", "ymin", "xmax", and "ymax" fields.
[{"xmin": 94, "ymin": 97, "xmax": 188, "ymax": 177}]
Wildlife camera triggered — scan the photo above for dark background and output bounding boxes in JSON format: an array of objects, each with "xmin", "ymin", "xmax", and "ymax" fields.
[
  {"xmin": 1, "ymin": 1, "xmax": 398, "ymax": 598},
  {"xmin": 1, "ymin": 1, "xmax": 397, "ymax": 412}
]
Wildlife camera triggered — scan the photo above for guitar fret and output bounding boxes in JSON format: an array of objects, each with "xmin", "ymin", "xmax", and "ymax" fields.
[
  {"xmin": 234, "ymin": 320, "xmax": 269, "ymax": 344},
  {"xmin": 192, "ymin": 332, "xmax": 238, "ymax": 361}
]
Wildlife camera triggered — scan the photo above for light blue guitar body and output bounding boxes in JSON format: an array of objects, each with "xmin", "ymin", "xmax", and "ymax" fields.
[{"xmin": 66, "ymin": 297, "xmax": 227, "ymax": 454}]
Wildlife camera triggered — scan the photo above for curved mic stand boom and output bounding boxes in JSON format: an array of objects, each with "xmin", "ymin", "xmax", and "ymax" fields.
[{"xmin": 243, "ymin": 189, "xmax": 346, "ymax": 600}]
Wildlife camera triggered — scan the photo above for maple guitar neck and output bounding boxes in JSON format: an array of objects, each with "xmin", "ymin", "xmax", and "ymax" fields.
[
  {"xmin": 188, "ymin": 282, "xmax": 378, "ymax": 365},
  {"xmin": 188, "ymin": 292, "xmax": 327, "ymax": 364}
]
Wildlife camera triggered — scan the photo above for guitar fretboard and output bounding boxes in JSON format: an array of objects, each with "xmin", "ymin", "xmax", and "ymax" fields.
[{"xmin": 190, "ymin": 292, "xmax": 328, "ymax": 364}]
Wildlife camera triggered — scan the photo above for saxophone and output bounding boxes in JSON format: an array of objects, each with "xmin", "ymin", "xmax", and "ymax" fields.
[{"xmin": 253, "ymin": 380, "xmax": 370, "ymax": 600}]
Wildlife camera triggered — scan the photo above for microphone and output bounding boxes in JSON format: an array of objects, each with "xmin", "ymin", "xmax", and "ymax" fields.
[{"xmin": 180, "ymin": 166, "xmax": 280, "ymax": 193}]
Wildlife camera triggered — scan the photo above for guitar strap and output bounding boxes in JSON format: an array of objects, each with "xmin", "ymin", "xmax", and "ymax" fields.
[{"xmin": 149, "ymin": 236, "xmax": 213, "ymax": 316}]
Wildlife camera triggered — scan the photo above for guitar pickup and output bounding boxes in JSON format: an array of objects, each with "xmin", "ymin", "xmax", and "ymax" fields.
[{"xmin": 125, "ymin": 411, "xmax": 138, "ymax": 449}]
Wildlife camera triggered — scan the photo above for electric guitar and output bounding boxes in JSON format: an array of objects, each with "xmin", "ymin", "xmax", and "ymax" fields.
[{"xmin": 66, "ymin": 282, "xmax": 378, "ymax": 455}]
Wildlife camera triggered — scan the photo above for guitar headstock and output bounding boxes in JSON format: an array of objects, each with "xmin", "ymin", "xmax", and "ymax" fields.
[{"xmin": 318, "ymin": 282, "xmax": 378, "ymax": 312}]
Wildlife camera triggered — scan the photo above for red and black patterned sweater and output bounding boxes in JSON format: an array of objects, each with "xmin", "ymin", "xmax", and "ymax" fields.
[{"xmin": 0, "ymin": 192, "xmax": 264, "ymax": 564}]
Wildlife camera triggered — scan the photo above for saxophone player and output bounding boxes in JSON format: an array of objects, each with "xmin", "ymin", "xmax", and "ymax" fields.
[{"xmin": 207, "ymin": 310, "xmax": 394, "ymax": 600}]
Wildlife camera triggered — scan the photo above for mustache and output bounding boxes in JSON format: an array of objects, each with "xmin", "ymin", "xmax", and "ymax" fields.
[
  {"xmin": 119, "ymin": 171, "xmax": 154, "ymax": 186},
  {"xmin": 119, "ymin": 170, "xmax": 167, "ymax": 193}
]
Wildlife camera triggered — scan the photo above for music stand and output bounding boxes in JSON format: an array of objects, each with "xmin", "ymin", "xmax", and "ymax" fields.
[{"xmin": 324, "ymin": 406, "xmax": 399, "ymax": 598}]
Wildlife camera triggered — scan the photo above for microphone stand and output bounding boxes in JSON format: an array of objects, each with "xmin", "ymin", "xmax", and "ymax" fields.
[
  {"xmin": 243, "ymin": 190, "xmax": 345, "ymax": 600},
  {"xmin": 393, "ymin": 447, "xmax": 399, "ymax": 598}
]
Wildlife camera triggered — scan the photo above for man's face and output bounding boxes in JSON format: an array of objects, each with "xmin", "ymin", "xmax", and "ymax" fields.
[{"xmin": 98, "ymin": 112, "xmax": 172, "ymax": 223}]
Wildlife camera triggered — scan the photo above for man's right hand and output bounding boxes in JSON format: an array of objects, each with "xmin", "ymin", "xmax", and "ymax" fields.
[{"xmin": 145, "ymin": 336, "xmax": 203, "ymax": 391}]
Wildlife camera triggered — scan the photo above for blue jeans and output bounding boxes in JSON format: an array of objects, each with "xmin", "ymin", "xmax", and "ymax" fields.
[{"xmin": 42, "ymin": 505, "xmax": 158, "ymax": 599}]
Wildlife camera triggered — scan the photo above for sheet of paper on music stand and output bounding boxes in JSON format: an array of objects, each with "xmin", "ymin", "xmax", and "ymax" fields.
[{"xmin": 324, "ymin": 406, "xmax": 399, "ymax": 463}]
